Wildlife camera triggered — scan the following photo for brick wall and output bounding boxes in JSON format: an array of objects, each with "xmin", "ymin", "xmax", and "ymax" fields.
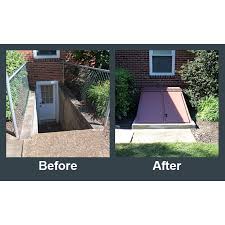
[
  {"xmin": 115, "ymin": 50, "xmax": 194, "ymax": 88},
  {"xmin": 19, "ymin": 50, "xmax": 69, "ymax": 88}
]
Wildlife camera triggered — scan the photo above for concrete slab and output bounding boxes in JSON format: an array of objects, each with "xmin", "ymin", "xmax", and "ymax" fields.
[
  {"xmin": 115, "ymin": 129, "xmax": 134, "ymax": 144},
  {"xmin": 6, "ymin": 140, "xmax": 23, "ymax": 157},
  {"xmin": 132, "ymin": 121, "xmax": 196, "ymax": 129},
  {"xmin": 20, "ymin": 91, "xmax": 38, "ymax": 139},
  {"xmin": 132, "ymin": 129, "xmax": 196, "ymax": 143}
]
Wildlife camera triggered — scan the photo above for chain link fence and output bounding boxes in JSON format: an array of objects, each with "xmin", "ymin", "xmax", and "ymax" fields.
[
  {"xmin": 6, "ymin": 61, "xmax": 110, "ymax": 137},
  {"xmin": 6, "ymin": 63, "xmax": 29, "ymax": 137},
  {"xmin": 64, "ymin": 62, "xmax": 110, "ymax": 126}
]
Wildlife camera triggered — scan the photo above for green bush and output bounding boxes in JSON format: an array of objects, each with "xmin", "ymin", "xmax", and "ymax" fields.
[
  {"xmin": 87, "ymin": 80, "xmax": 110, "ymax": 118},
  {"xmin": 72, "ymin": 50, "xmax": 109, "ymax": 69},
  {"xmin": 179, "ymin": 50, "xmax": 219, "ymax": 108},
  {"xmin": 6, "ymin": 95, "xmax": 11, "ymax": 120},
  {"xmin": 197, "ymin": 96, "xmax": 219, "ymax": 122},
  {"xmin": 115, "ymin": 68, "xmax": 138, "ymax": 120},
  {"xmin": 6, "ymin": 51, "xmax": 25, "ymax": 121},
  {"xmin": 6, "ymin": 50, "xmax": 25, "ymax": 76}
]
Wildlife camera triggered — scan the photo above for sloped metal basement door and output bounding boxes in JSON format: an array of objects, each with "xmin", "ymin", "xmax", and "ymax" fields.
[{"xmin": 134, "ymin": 87, "xmax": 191, "ymax": 124}]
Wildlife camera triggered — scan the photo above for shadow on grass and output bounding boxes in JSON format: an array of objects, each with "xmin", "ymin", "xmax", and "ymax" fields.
[{"xmin": 116, "ymin": 142, "xmax": 218, "ymax": 158}]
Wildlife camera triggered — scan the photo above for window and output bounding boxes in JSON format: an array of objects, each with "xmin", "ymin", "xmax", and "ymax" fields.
[
  {"xmin": 149, "ymin": 50, "xmax": 175, "ymax": 76},
  {"xmin": 41, "ymin": 85, "xmax": 53, "ymax": 104},
  {"xmin": 33, "ymin": 50, "xmax": 60, "ymax": 59}
]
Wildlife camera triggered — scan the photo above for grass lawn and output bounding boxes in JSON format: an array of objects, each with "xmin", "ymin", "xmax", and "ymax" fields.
[{"xmin": 116, "ymin": 142, "xmax": 218, "ymax": 157}]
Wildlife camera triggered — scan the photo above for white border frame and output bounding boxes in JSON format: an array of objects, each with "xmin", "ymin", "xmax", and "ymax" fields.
[
  {"xmin": 149, "ymin": 50, "xmax": 175, "ymax": 76},
  {"xmin": 36, "ymin": 80, "xmax": 59, "ymax": 123},
  {"xmin": 33, "ymin": 50, "xmax": 60, "ymax": 59}
]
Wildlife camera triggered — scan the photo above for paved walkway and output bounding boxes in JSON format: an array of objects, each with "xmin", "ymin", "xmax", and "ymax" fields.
[
  {"xmin": 6, "ymin": 129, "xmax": 109, "ymax": 158},
  {"xmin": 115, "ymin": 129, "xmax": 196, "ymax": 144},
  {"xmin": 115, "ymin": 129, "xmax": 134, "ymax": 143},
  {"xmin": 6, "ymin": 139, "xmax": 23, "ymax": 157}
]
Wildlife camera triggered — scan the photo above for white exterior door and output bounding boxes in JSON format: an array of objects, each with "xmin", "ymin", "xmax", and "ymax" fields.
[{"xmin": 36, "ymin": 81, "xmax": 59, "ymax": 122}]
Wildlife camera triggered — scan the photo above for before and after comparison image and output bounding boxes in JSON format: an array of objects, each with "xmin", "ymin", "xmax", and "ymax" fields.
[{"xmin": 4, "ymin": 48, "xmax": 218, "ymax": 159}]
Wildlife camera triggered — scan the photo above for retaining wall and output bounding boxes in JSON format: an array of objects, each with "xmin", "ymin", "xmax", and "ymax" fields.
[{"xmin": 59, "ymin": 87, "xmax": 92, "ymax": 131}]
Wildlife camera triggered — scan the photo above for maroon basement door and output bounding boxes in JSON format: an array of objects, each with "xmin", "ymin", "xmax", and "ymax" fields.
[{"xmin": 134, "ymin": 87, "xmax": 190, "ymax": 124}]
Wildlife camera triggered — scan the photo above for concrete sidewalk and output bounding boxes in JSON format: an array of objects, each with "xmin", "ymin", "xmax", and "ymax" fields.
[
  {"xmin": 115, "ymin": 129, "xmax": 134, "ymax": 144},
  {"xmin": 115, "ymin": 129, "xmax": 196, "ymax": 144}
]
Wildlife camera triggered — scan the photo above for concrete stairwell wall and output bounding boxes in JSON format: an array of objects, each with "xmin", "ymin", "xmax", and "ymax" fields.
[
  {"xmin": 59, "ymin": 87, "xmax": 92, "ymax": 131},
  {"xmin": 20, "ymin": 91, "xmax": 38, "ymax": 139}
]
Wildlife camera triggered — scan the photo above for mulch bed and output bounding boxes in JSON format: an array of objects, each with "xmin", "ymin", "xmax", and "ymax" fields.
[{"xmin": 191, "ymin": 121, "xmax": 218, "ymax": 143}]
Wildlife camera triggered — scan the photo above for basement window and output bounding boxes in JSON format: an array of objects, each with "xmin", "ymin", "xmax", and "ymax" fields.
[
  {"xmin": 149, "ymin": 50, "xmax": 175, "ymax": 76},
  {"xmin": 33, "ymin": 50, "xmax": 60, "ymax": 59}
]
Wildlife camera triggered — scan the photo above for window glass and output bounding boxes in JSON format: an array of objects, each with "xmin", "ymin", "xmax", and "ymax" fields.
[
  {"xmin": 41, "ymin": 85, "xmax": 53, "ymax": 104},
  {"xmin": 37, "ymin": 50, "xmax": 57, "ymax": 56},
  {"xmin": 152, "ymin": 50, "xmax": 172, "ymax": 55},
  {"xmin": 152, "ymin": 56, "xmax": 172, "ymax": 73}
]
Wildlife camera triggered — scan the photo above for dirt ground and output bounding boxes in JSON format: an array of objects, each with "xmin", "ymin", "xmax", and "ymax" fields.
[
  {"xmin": 6, "ymin": 121, "xmax": 16, "ymax": 136},
  {"xmin": 191, "ymin": 121, "xmax": 218, "ymax": 143}
]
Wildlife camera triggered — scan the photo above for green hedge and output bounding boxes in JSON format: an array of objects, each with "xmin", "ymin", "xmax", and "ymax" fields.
[
  {"xmin": 6, "ymin": 50, "xmax": 25, "ymax": 76},
  {"xmin": 179, "ymin": 50, "xmax": 219, "ymax": 108},
  {"xmin": 6, "ymin": 51, "xmax": 25, "ymax": 121},
  {"xmin": 197, "ymin": 96, "xmax": 219, "ymax": 122},
  {"xmin": 87, "ymin": 80, "xmax": 110, "ymax": 118},
  {"xmin": 115, "ymin": 68, "xmax": 138, "ymax": 120}
]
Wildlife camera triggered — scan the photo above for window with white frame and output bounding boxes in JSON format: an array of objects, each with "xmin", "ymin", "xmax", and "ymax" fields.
[
  {"xmin": 33, "ymin": 50, "xmax": 60, "ymax": 59},
  {"xmin": 149, "ymin": 50, "xmax": 175, "ymax": 76}
]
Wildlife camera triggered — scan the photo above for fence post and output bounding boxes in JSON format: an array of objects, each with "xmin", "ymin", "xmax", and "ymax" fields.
[
  {"xmin": 104, "ymin": 100, "xmax": 110, "ymax": 127},
  {"xmin": 6, "ymin": 73, "xmax": 19, "ymax": 138}
]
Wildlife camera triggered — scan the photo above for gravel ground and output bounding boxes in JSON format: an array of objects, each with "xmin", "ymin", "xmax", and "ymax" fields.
[
  {"xmin": 22, "ymin": 129, "xmax": 110, "ymax": 157},
  {"xmin": 191, "ymin": 121, "xmax": 218, "ymax": 143}
]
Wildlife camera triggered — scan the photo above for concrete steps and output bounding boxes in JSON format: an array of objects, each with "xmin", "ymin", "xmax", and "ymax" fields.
[{"xmin": 22, "ymin": 129, "xmax": 109, "ymax": 157}]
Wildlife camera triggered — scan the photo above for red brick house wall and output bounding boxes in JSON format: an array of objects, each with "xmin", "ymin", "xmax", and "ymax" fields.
[
  {"xmin": 19, "ymin": 50, "xmax": 69, "ymax": 88},
  {"xmin": 115, "ymin": 50, "xmax": 194, "ymax": 88}
]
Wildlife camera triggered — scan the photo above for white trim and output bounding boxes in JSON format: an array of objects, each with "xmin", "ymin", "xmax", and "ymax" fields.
[
  {"xmin": 149, "ymin": 50, "xmax": 175, "ymax": 76},
  {"xmin": 36, "ymin": 80, "xmax": 59, "ymax": 123},
  {"xmin": 33, "ymin": 50, "xmax": 60, "ymax": 59}
]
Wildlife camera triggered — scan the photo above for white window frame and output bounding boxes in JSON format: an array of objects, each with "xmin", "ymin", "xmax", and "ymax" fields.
[
  {"xmin": 33, "ymin": 50, "xmax": 60, "ymax": 59},
  {"xmin": 149, "ymin": 50, "xmax": 176, "ymax": 76}
]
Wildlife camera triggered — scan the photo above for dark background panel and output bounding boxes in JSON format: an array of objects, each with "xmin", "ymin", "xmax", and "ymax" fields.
[{"xmin": 0, "ymin": 44, "xmax": 224, "ymax": 181}]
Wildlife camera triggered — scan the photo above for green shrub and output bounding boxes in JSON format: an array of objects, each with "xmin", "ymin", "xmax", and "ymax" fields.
[
  {"xmin": 179, "ymin": 50, "xmax": 219, "ymax": 108},
  {"xmin": 115, "ymin": 68, "xmax": 138, "ymax": 120},
  {"xmin": 6, "ymin": 51, "xmax": 25, "ymax": 121},
  {"xmin": 197, "ymin": 96, "xmax": 219, "ymax": 122},
  {"xmin": 72, "ymin": 50, "xmax": 109, "ymax": 69},
  {"xmin": 6, "ymin": 50, "xmax": 25, "ymax": 76},
  {"xmin": 6, "ymin": 95, "xmax": 11, "ymax": 120},
  {"xmin": 87, "ymin": 80, "xmax": 110, "ymax": 118}
]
